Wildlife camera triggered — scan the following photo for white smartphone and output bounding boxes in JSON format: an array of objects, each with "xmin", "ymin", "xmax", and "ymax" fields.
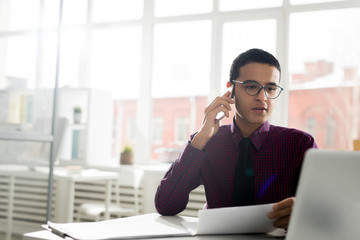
[{"xmin": 215, "ymin": 111, "xmax": 226, "ymax": 121}]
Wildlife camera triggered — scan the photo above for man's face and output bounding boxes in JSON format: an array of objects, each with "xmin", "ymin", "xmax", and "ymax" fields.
[{"xmin": 233, "ymin": 62, "xmax": 281, "ymax": 128}]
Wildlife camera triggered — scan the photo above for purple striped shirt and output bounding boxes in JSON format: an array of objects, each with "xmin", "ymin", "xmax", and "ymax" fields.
[{"xmin": 155, "ymin": 120, "xmax": 318, "ymax": 215}]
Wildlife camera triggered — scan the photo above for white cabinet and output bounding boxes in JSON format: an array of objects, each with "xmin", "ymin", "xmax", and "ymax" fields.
[
  {"xmin": 0, "ymin": 88, "xmax": 113, "ymax": 167},
  {"xmin": 58, "ymin": 88, "xmax": 113, "ymax": 166}
]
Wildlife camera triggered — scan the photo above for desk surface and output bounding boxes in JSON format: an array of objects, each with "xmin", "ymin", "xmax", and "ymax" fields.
[
  {"xmin": 23, "ymin": 213, "xmax": 286, "ymax": 240},
  {"xmin": 23, "ymin": 230, "xmax": 285, "ymax": 240}
]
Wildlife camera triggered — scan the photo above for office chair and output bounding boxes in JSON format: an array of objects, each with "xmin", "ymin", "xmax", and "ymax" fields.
[{"xmin": 76, "ymin": 168, "xmax": 144, "ymax": 222}]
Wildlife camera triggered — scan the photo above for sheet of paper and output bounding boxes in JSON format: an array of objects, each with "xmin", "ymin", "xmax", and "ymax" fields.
[{"xmin": 195, "ymin": 203, "xmax": 276, "ymax": 234}]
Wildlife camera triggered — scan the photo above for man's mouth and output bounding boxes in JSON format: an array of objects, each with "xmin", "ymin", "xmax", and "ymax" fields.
[
  {"xmin": 252, "ymin": 107, "xmax": 267, "ymax": 113},
  {"xmin": 252, "ymin": 107, "xmax": 267, "ymax": 111}
]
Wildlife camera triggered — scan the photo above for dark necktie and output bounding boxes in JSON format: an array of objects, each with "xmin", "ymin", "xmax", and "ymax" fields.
[{"xmin": 233, "ymin": 137, "xmax": 255, "ymax": 206}]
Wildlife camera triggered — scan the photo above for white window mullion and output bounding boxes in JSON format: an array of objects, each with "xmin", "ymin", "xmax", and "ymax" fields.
[
  {"xmin": 288, "ymin": 0, "xmax": 360, "ymax": 13},
  {"xmin": 209, "ymin": 16, "xmax": 223, "ymax": 102},
  {"xmin": 77, "ymin": 0, "xmax": 92, "ymax": 88},
  {"xmin": 271, "ymin": 1, "xmax": 290, "ymax": 127},
  {"xmin": 135, "ymin": 0, "xmax": 154, "ymax": 164}
]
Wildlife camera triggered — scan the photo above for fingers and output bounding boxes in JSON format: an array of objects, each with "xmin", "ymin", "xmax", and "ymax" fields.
[
  {"xmin": 192, "ymin": 91, "xmax": 235, "ymax": 150},
  {"xmin": 268, "ymin": 197, "xmax": 295, "ymax": 229},
  {"xmin": 273, "ymin": 216, "xmax": 290, "ymax": 229},
  {"xmin": 205, "ymin": 91, "xmax": 234, "ymax": 120},
  {"xmin": 222, "ymin": 90, "xmax": 232, "ymax": 98},
  {"xmin": 214, "ymin": 105, "xmax": 231, "ymax": 120},
  {"xmin": 268, "ymin": 204, "xmax": 292, "ymax": 219},
  {"xmin": 273, "ymin": 197, "xmax": 295, "ymax": 211}
]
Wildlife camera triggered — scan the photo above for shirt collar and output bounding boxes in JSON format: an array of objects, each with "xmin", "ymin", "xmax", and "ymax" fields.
[{"xmin": 231, "ymin": 119, "xmax": 270, "ymax": 151}]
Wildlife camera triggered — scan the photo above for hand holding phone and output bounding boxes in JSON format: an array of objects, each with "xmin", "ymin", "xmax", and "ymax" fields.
[{"xmin": 191, "ymin": 87, "xmax": 234, "ymax": 150}]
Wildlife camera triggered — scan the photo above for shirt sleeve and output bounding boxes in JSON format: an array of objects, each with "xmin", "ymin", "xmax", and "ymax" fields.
[
  {"xmin": 154, "ymin": 142, "xmax": 206, "ymax": 215},
  {"xmin": 297, "ymin": 132, "xmax": 318, "ymax": 165},
  {"xmin": 292, "ymin": 132, "xmax": 318, "ymax": 195}
]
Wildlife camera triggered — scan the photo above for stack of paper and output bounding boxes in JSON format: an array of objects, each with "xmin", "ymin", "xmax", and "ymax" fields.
[{"xmin": 46, "ymin": 204, "xmax": 275, "ymax": 240}]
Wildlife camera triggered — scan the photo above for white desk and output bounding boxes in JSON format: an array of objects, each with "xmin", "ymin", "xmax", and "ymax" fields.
[
  {"xmin": 23, "ymin": 213, "xmax": 286, "ymax": 240},
  {"xmin": 23, "ymin": 230, "xmax": 283, "ymax": 240},
  {"xmin": 51, "ymin": 168, "xmax": 118, "ymax": 222}
]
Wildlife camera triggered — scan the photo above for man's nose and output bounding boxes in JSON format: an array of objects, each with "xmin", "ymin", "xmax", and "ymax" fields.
[{"xmin": 255, "ymin": 87, "xmax": 267, "ymax": 101}]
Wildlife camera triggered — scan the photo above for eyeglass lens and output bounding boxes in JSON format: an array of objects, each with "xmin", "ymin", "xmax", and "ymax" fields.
[{"xmin": 243, "ymin": 81, "xmax": 282, "ymax": 99}]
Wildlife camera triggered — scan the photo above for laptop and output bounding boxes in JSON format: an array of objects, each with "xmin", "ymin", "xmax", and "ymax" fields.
[{"xmin": 286, "ymin": 149, "xmax": 360, "ymax": 240}]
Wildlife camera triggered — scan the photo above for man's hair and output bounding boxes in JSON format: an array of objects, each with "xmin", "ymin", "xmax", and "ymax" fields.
[{"xmin": 229, "ymin": 48, "xmax": 281, "ymax": 82}]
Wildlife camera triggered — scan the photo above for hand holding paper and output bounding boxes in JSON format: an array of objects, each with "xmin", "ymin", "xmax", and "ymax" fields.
[{"xmin": 194, "ymin": 203, "xmax": 276, "ymax": 235}]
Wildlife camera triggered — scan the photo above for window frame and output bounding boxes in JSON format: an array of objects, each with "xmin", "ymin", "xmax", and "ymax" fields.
[{"xmin": 1, "ymin": 0, "xmax": 360, "ymax": 164}]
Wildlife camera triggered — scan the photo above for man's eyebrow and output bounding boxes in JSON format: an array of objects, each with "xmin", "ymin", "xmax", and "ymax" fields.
[
  {"xmin": 244, "ymin": 80, "xmax": 279, "ymax": 86},
  {"xmin": 244, "ymin": 79, "xmax": 258, "ymax": 83}
]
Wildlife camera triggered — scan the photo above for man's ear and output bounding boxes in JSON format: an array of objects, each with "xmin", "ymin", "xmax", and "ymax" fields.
[{"xmin": 226, "ymin": 81, "xmax": 232, "ymax": 88}]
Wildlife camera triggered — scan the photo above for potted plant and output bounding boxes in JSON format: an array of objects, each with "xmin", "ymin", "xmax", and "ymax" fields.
[
  {"xmin": 73, "ymin": 106, "xmax": 82, "ymax": 124},
  {"xmin": 120, "ymin": 145, "xmax": 134, "ymax": 165}
]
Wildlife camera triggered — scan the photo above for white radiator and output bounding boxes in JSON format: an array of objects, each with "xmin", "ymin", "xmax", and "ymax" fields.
[{"xmin": 0, "ymin": 174, "xmax": 55, "ymax": 237}]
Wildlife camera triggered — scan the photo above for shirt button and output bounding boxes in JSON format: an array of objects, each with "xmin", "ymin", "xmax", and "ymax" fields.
[{"xmin": 189, "ymin": 152, "xmax": 194, "ymax": 157}]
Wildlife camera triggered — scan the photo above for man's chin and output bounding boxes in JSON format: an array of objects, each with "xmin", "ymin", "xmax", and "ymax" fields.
[
  {"xmin": 250, "ymin": 115, "xmax": 268, "ymax": 125},
  {"xmin": 235, "ymin": 113, "xmax": 268, "ymax": 125}
]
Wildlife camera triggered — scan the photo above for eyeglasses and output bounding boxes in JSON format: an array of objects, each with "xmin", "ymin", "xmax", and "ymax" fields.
[{"xmin": 232, "ymin": 80, "xmax": 283, "ymax": 99}]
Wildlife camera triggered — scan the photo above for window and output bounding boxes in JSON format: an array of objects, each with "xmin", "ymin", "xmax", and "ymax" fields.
[
  {"xmin": 92, "ymin": 0, "xmax": 143, "ymax": 22},
  {"xmin": 288, "ymin": 8, "xmax": 360, "ymax": 150},
  {"xmin": 175, "ymin": 117, "xmax": 189, "ymax": 142},
  {"xmin": 325, "ymin": 117, "xmax": 336, "ymax": 147},
  {"xmin": 2, "ymin": 0, "xmax": 360, "ymax": 166},
  {"xmin": 151, "ymin": 20, "xmax": 211, "ymax": 161},
  {"xmin": 219, "ymin": 0, "xmax": 282, "ymax": 11},
  {"xmin": 89, "ymin": 27, "xmax": 141, "ymax": 99},
  {"xmin": 127, "ymin": 117, "xmax": 137, "ymax": 144},
  {"xmin": 306, "ymin": 117, "xmax": 317, "ymax": 139},
  {"xmin": 290, "ymin": 0, "xmax": 345, "ymax": 5},
  {"xmin": 62, "ymin": 0, "xmax": 87, "ymax": 26},
  {"xmin": 152, "ymin": 21, "xmax": 211, "ymax": 98},
  {"xmin": 221, "ymin": 19, "xmax": 277, "ymax": 91},
  {"xmin": 0, "ymin": 0, "xmax": 41, "ymax": 31},
  {"xmin": 4, "ymin": 35, "xmax": 38, "ymax": 88},
  {"xmin": 152, "ymin": 117, "xmax": 164, "ymax": 145},
  {"xmin": 155, "ymin": 0, "xmax": 213, "ymax": 17},
  {"xmin": 59, "ymin": 29, "xmax": 85, "ymax": 87},
  {"xmin": 113, "ymin": 99, "xmax": 138, "ymax": 159}
]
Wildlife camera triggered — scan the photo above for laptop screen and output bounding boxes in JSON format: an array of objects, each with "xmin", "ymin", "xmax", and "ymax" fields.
[{"xmin": 286, "ymin": 149, "xmax": 360, "ymax": 240}]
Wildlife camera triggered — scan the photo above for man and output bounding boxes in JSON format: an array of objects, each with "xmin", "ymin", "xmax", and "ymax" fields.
[{"xmin": 155, "ymin": 48, "xmax": 317, "ymax": 229}]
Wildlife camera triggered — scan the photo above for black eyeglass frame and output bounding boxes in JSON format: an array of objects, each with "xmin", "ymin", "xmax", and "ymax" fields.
[{"xmin": 231, "ymin": 80, "xmax": 284, "ymax": 99}]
